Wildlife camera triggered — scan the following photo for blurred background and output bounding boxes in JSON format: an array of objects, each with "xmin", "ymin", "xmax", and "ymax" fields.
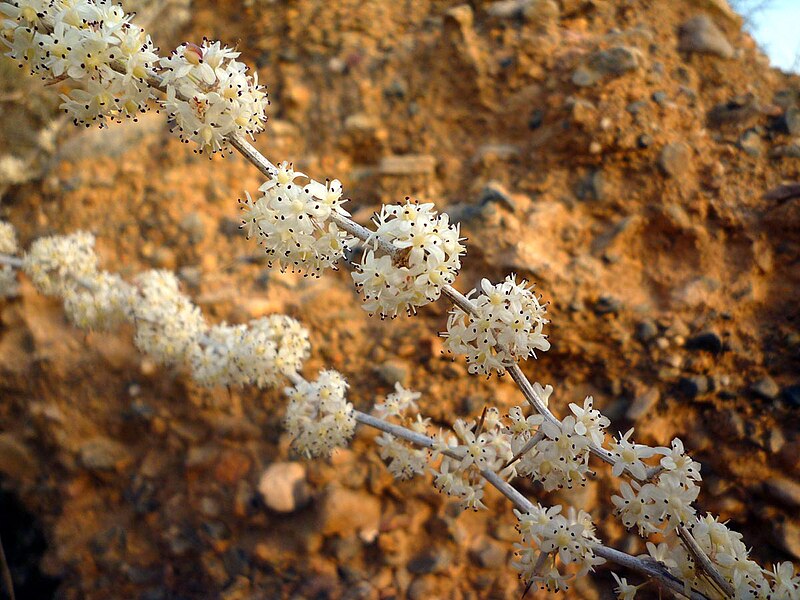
[{"xmin": 1, "ymin": 0, "xmax": 799, "ymax": 598}]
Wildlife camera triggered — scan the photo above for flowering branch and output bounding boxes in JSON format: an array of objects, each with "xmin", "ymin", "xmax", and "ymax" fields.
[
  {"xmin": 2, "ymin": 1, "xmax": 798, "ymax": 598},
  {"xmin": 350, "ymin": 405, "xmax": 708, "ymax": 600},
  {"xmin": 293, "ymin": 365, "xmax": 710, "ymax": 600}
]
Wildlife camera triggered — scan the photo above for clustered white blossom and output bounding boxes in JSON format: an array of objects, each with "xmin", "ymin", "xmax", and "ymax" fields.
[
  {"xmin": 22, "ymin": 230, "xmax": 98, "ymax": 296},
  {"xmin": 373, "ymin": 384, "xmax": 429, "ymax": 480},
  {"xmin": 130, "ymin": 269, "xmax": 206, "ymax": 365},
  {"xmin": 443, "ymin": 275, "xmax": 550, "ymax": 375},
  {"xmin": 610, "ymin": 435, "xmax": 701, "ymax": 536},
  {"xmin": 63, "ymin": 270, "xmax": 132, "ymax": 331},
  {"xmin": 513, "ymin": 504, "xmax": 605, "ymax": 592},
  {"xmin": 189, "ymin": 315, "xmax": 310, "ymax": 388},
  {"xmin": 239, "ymin": 162, "xmax": 354, "ymax": 276},
  {"xmin": 640, "ymin": 516, "xmax": 800, "ymax": 599},
  {"xmin": 2, "ymin": 0, "xmax": 159, "ymax": 126},
  {"xmin": 353, "ymin": 199, "xmax": 465, "ymax": 318},
  {"xmin": 0, "ymin": 219, "xmax": 19, "ymax": 297},
  {"xmin": 284, "ymin": 370, "xmax": 355, "ymax": 458},
  {"xmin": 1, "ymin": 1, "xmax": 268, "ymax": 152},
  {"xmin": 431, "ymin": 408, "xmax": 514, "ymax": 511},
  {"xmin": 513, "ymin": 392, "xmax": 610, "ymax": 492},
  {"xmin": 160, "ymin": 39, "xmax": 268, "ymax": 153},
  {"xmin": 6, "ymin": 227, "xmax": 311, "ymax": 392}
]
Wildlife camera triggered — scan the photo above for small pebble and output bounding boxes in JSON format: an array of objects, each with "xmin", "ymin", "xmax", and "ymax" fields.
[
  {"xmin": 635, "ymin": 319, "xmax": 658, "ymax": 342},
  {"xmin": 750, "ymin": 377, "xmax": 780, "ymax": 400},
  {"xmin": 258, "ymin": 462, "xmax": 310, "ymax": 513},
  {"xmin": 679, "ymin": 375, "xmax": 708, "ymax": 398},
  {"xmin": 685, "ymin": 331, "xmax": 723, "ymax": 354}
]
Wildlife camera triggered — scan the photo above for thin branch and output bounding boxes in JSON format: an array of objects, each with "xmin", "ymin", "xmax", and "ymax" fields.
[
  {"xmin": 0, "ymin": 255, "xmax": 23, "ymax": 268},
  {"xmin": 350, "ymin": 408, "xmax": 709, "ymax": 600},
  {"xmin": 679, "ymin": 527, "xmax": 736, "ymax": 598}
]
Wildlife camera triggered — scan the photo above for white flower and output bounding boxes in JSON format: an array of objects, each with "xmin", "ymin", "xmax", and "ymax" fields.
[
  {"xmin": 568, "ymin": 396, "xmax": 609, "ymax": 446},
  {"xmin": 769, "ymin": 562, "xmax": 800, "ymax": 599},
  {"xmin": 373, "ymin": 383, "xmax": 421, "ymax": 419},
  {"xmin": 443, "ymin": 274, "xmax": 549, "ymax": 376},
  {"xmin": 611, "ymin": 573, "xmax": 642, "ymax": 600},
  {"xmin": 611, "ymin": 480, "xmax": 661, "ymax": 536},
  {"xmin": 284, "ymin": 370, "xmax": 355, "ymax": 457},
  {"xmin": 513, "ymin": 504, "xmax": 604, "ymax": 591},
  {"xmin": 518, "ymin": 416, "xmax": 591, "ymax": 491},
  {"xmin": 130, "ymin": 269, "xmax": 206, "ymax": 365},
  {"xmin": 643, "ymin": 542, "xmax": 677, "ymax": 569},
  {"xmin": 459, "ymin": 480, "xmax": 487, "ymax": 511},
  {"xmin": 610, "ymin": 428, "xmax": 657, "ymax": 480},
  {"xmin": 160, "ymin": 40, "xmax": 268, "ymax": 153},
  {"xmin": 375, "ymin": 432, "xmax": 428, "ymax": 480},
  {"xmin": 503, "ymin": 405, "xmax": 544, "ymax": 438},
  {"xmin": 23, "ymin": 231, "xmax": 99, "ymax": 296},
  {"xmin": 659, "ymin": 437, "xmax": 702, "ymax": 484},
  {"xmin": 62, "ymin": 271, "xmax": 133, "ymax": 331},
  {"xmin": 352, "ymin": 199, "xmax": 465, "ymax": 318},
  {"xmin": 189, "ymin": 323, "xmax": 246, "ymax": 387},
  {"xmin": 0, "ymin": 220, "xmax": 18, "ymax": 254},
  {"xmin": 240, "ymin": 167, "xmax": 354, "ymax": 276}
]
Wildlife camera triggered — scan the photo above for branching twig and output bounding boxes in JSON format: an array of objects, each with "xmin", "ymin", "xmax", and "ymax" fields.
[{"xmin": 351, "ymin": 407, "xmax": 709, "ymax": 600}]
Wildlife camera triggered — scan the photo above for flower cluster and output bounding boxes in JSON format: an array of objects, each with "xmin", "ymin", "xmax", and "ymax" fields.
[
  {"xmin": 22, "ymin": 230, "xmax": 99, "ymax": 296},
  {"xmin": 284, "ymin": 370, "xmax": 355, "ymax": 458},
  {"xmin": 431, "ymin": 408, "xmax": 513, "ymax": 511},
  {"xmin": 1, "ymin": 0, "xmax": 268, "ymax": 151},
  {"xmin": 2, "ymin": 0, "xmax": 159, "ymax": 126},
  {"xmin": 0, "ymin": 220, "xmax": 19, "ymax": 297},
  {"xmin": 239, "ymin": 162, "xmax": 354, "ymax": 276},
  {"xmin": 62, "ymin": 271, "xmax": 132, "ymax": 331},
  {"xmin": 443, "ymin": 275, "xmax": 550, "ymax": 376},
  {"xmin": 130, "ymin": 269, "xmax": 206, "ymax": 366},
  {"xmin": 611, "ymin": 436, "xmax": 701, "ymax": 536},
  {"xmin": 373, "ymin": 384, "xmax": 430, "ymax": 480},
  {"xmin": 643, "ymin": 516, "xmax": 800, "ymax": 599},
  {"xmin": 9, "ymin": 228, "xmax": 312, "ymax": 394},
  {"xmin": 514, "ymin": 395, "xmax": 608, "ymax": 492},
  {"xmin": 189, "ymin": 315, "xmax": 310, "ymax": 388},
  {"xmin": 160, "ymin": 40, "xmax": 268, "ymax": 153},
  {"xmin": 513, "ymin": 504, "xmax": 605, "ymax": 592},
  {"xmin": 0, "ymin": 219, "xmax": 17, "ymax": 254},
  {"xmin": 353, "ymin": 200, "xmax": 465, "ymax": 318}
]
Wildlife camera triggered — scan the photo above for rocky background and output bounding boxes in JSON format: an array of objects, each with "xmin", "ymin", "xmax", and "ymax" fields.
[{"xmin": 1, "ymin": 0, "xmax": 799, "ymax": 598}]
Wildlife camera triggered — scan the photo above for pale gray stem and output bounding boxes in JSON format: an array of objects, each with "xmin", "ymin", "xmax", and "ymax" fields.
[
  {"xmin": 329, "ymin": 212, "xmax": 397, "ymax": 258},
  {"xmin": 228, "ymin": 134, "xmax": 278, "ymax": 178},
  {"xmin": 594, "ymin": 546, "xmax": 709, "ymax": 600},
  {"xmin": 0, "ymin": 254, "xmax": 23, "ymax": 268},
  {"xmin": 503, "ymin": 428, "xmax": 546, "ymax": 469},
  {"xmin": 679, "ymin": 526, "xmax": 735, "ymax": 598}
]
